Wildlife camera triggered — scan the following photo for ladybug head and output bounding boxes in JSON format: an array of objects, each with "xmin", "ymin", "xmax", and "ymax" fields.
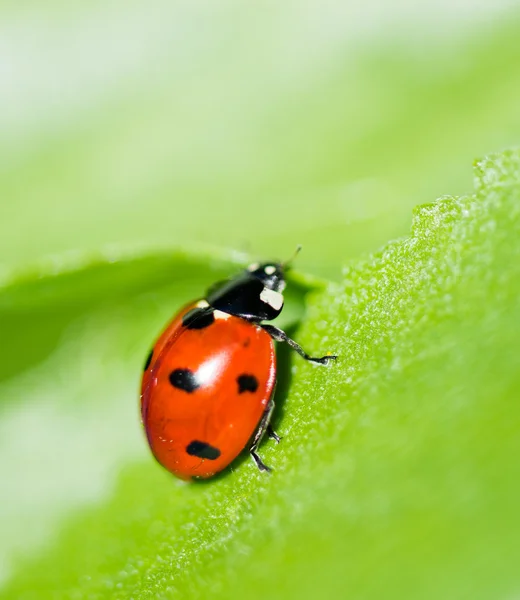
[
  {"xmin": 206, "ymin": 248, "xmax": 301, "ymax": 322},
  {"xmin": 246, "ymin": 262, "xmax": 286, "ymax": 293}
]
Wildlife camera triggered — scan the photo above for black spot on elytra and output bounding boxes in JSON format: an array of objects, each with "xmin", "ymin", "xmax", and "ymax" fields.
[
  {"xmin": 237, "ymin": 374, "xmax": 259, "ymax": 394},
  {"xmin": 169, "ymin": 368, "xmax": 199, "ymax": 393},
  {"xmin": 186, "ymin": 440, "xmax": 221, "ymax": 460},
  {"xmin": 243, "ymin": 338, "xmax": 251, "ymax": 348},
  {"xmin": 143, "ymin": 350, "xmax": 153, "ymax": 371},
  {"xmin": 182, "ymin": 307, "xmax": 215, "ymax": 329}
]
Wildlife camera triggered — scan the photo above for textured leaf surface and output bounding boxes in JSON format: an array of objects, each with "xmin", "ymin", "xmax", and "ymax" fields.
[{"xmin": 2, "ymin": 150, "xmax": 520, "ymax": 599}]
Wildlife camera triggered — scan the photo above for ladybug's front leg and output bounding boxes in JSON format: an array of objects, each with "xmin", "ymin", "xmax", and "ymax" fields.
[
  {"xmin": 261, "ymin": 324, "xmax": 337, "ymax": 365},
  {"xmin": 250, "ymin": 400, "xmax": 278, "ymax": 473}
]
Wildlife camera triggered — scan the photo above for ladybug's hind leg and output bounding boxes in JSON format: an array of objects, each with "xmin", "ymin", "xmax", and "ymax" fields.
[
  {"xmin": 261, "ymin": 324, "xmax": 337, "ymax": 365},
  {"xmin": 250, "ymin": 399, "xmax": 277, "ymax": 473}
]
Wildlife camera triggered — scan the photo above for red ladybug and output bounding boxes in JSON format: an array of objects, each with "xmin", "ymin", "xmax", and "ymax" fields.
[{"xmin": 140, "ymin": 254, "xmax": 336, "ymax": 480}]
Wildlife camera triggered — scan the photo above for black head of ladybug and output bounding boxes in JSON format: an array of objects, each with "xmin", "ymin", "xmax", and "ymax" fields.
[
  {"xmin": 206, "ymin": 261, "xmax": 286, "ymax": 322},
  {"xmin": 246, "ymin": 262, "xmax": 286, "ymax": 292}
]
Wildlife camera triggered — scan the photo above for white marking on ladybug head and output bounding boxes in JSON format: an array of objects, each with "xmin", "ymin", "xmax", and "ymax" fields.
[
  {"xmin": 214, "ymin": 310, "xmax": 231, "ymax": 320},
  {"xmin": 264, "ymin": 265, "xmax": 276, "ymax": 275},
  {"xmin": 260, "ymin": 287, "xmax": 284, "ymax": 311},
  {"xmin": 196, "ymin": 299, "xmax": 210, "ymax": 308},
  {"xmin": 247, "ymin": 262, "xmax": 260, "ymax": 272}
]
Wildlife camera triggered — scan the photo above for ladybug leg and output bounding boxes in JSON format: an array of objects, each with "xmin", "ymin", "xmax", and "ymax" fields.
[
  {"xmin": 267, "ymin": 424, "xmax": 281, "ymax": 444},
  {"xmin": 261, "ymin": 324, "xmax": 337, "ymax": 365},
  {"xmin": 250, "ymin": 400, "xmax": 275, "ymax": 473}
]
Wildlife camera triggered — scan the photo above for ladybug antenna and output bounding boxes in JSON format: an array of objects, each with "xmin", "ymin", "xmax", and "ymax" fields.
[{"xmin": 282, "ymin": 245, "xmax": 302, "ymax": 270}]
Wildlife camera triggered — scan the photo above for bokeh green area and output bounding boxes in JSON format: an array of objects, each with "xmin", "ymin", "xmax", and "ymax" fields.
[
  {"xmin": 1, "ymin": 3, "xmax": 520, "ymax": 599},
  {"xmin": 2, "ymin": 3, "xmax": 520, "ymax": 280}
]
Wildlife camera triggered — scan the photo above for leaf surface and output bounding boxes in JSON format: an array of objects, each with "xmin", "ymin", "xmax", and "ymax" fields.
[{"xmin": 2, "ymin": 150, "xmax": 520, "ymax": 599}]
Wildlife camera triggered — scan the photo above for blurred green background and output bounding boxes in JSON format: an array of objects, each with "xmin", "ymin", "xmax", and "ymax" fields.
[
  {"xmin": 2, "ymin": 1, "xmax": 520, "ymax": 281},
  {"xmin": 1, "ymin": 2, "xmax": 520, "ymax": 598}
]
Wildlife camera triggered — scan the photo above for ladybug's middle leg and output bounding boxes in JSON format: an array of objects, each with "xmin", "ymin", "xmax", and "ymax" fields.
[
  {"xmin": 267, "ymin": 424, "xmax": 281, "ymax": 443},
  {"xmin": 250, "ymin": 399, "xmax": 278, "ymax": 473}
]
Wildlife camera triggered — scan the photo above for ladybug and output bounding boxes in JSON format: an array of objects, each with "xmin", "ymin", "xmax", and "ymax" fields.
[{"xmin": 140, "ymin": 252, "xmax": 336, "ymax": 480}]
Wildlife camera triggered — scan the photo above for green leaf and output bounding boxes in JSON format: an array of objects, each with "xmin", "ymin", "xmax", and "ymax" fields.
[{"xmin": 2, "ymin": 148, "xmax": 520, "ymax": 599}]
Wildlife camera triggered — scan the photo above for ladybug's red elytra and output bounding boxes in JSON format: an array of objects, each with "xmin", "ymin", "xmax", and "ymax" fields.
[{"xmin": 140, "ymin": 252, "xmax": 336, "ymax": 480}]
